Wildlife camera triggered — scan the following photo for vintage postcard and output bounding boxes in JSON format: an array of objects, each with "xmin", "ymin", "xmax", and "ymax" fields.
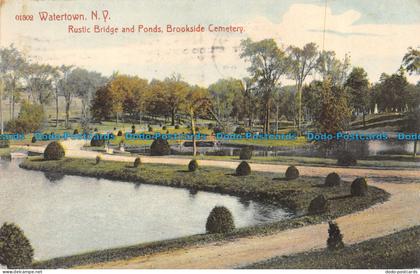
[{"xmin": 0, "ymin": 0, "xmax": 419, "ymax": 271}]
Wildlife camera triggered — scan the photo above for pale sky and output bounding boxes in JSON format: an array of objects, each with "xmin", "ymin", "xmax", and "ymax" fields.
[{"xmin": 1, "ymin": 0, "xmax": 420, "ymax": 85}]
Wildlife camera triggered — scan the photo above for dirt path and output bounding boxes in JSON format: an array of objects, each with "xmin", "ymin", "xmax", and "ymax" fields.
[{"xmin": 15, "ymin": 142, "xmax": 420, "ymax": 268}]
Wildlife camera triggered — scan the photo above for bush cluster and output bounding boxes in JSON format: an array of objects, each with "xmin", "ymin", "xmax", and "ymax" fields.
[
  {"xmin": 0, "ymin": 140, "xmax": 9, "ymax": 148},
  {"xmin": 337, "ymin": 151, "xmax": 357, "ymax": 166},
  {"xmin": 205, "ymin": 206, "xmax": 235, "ymax": 234},
  {"xmin": 188, "ymin": 159, "xmax": 199, "ymax": 172},
  {"xmin": 0, "ymin": 223, "xmax": 34, "ymax": 268},
  {"xmin": 150, "ymin": 138, "xmax": 171, "ymax": 156},
  {"xmin": 236, "ymin": 161, "xmax": 251, "ymax": 176},
  {"xmin": 239, "ymin": 146, "xmax": 253, "ymax": 160},
  {"xmin": 285, "ymin": 165, "xmax": 299, "ymax": 180},
  {"xmin": 44, "ymin": 141, "xmax": 65, "ymax": 160},
  {"xmin": 234, "ymin": 126, "xmax": 246, "ymax": 134},
  {"xmin": 134, "ymin": 157, "xmax": 142, "ymax": 168},
  {"xmin": 90, "ymin": 134, "xmax": 105, "ymax": 147},
  {"xmin": 325, "ymin": 172, "xmax": 341, "ymax": 187},
  {"xmin": 5, "ymin": 101, "xmax": 45, "ymax": 134},
  {"xmin": 351, "ymin": 177, "xmax": 368, "ymax": 196}
]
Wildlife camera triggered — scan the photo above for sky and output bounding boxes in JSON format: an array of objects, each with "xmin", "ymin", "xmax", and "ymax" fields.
[{"xmin": 1, "ymin": 0, "xmax": 420, "ymax": 85}]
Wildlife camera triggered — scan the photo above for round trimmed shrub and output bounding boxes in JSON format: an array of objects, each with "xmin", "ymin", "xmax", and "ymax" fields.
[
  {"xmin": 236, "ymin": 161, "xmax": 251, "ymax": 176},
  {"xmin": 0, "ymin": 139, "xmax": 10, "ymax": 148},
  {"xmin": 285, "ymin": 165, "xmax": 299, "ymax": 180},
  {"xmin": 117, "ymin": 130, "xmax": 123, "ymax": 136},
  {"xmin": 175, "ymin": 124, "xmax": 180, "ymax": 129},
  {"xmin": 90, "ymin": 134, "xmax": 105, "ymax": 147},
  {"xmin": 73, "ymin": 129, "xmax": 79, "ymax": 135},
  {"xmin": 188, "ymin": 159, "xmax": 199, "ymax": 172},
  {"xmin": 351, "ymin": 177, "xmax": 368, "ymax": 196},
  {"xmin": 239, "ymin": 146, "xmax": 253, "ymax": 160},
  {"xmin": 134, "ymin": 157, "xmax": 141, "ymax": 168},
  {"xmin": 148, "ymin": 126, "xmax": 153, "ymax": 132},
  {"xmin": 337, "ymin": 151, "xmax": 357, "ymax": 166},
  {"xmin": 207, "ymin": 123, "xmax": 214, "ymax": 130},
  {"xmin": 308, "ymin": 194, "xmax": 329, "ymax": 215},
  {"xmin": 0, "ymin": 223, "xmax": 34, "ymax": 268},
  {"xmin": 31, "ymin": 136, "xmax": 37, "ymax": 144},
  {"xmin": 94, "ymin": 128, "xmax": 98, "ymax": 132},
  {"xmin": 44, "ymin": 141, "xmax": 65, "ymax": 160},
  {"xmin": 325, "ymin": 172, "xmax": 341, "ymax": 187},
  {"xmin": 150, "ymin": 138, "xmax": 171, "ymax": 156},
  {"xmin": 205, "ymin": 206, "xmax": 235, "ymax": 234},
  {"xmin": 162, "ymin": 125, "xmax": 167, "ymax": 130},
  {"xmin": 95, "ymin": 155, "xmax": 101, "ymax": 165}
]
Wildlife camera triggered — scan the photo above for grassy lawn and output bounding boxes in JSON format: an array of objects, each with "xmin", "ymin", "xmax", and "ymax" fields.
[
  {"xmin": 0, "ymin": 147, "xmax": 11, "ymax": 157},
  {"xmin": 247, "ymin": 225, "xmax": 420, "ymax": 269},
  {"xmin": 20, "ymin": 157, "xmax": 389, "ymax": 269}
]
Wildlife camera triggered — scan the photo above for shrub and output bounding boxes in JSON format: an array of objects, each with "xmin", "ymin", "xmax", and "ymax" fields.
[
  {"xmin": 31, "ymin": 136, "xmax": 37, "ymax": 143},
  {"xmin": 327, "ymin": 221, "xmax": 344, "ymax": 250},
  {"xmin": 213, "ymin": 126, "xmax": 223, "ymax": 134},
  {"xmin": 205, "ymin": 206, "xmax": 235, "ymax": 234},
  {"xmin": 234, "ymin": 126, "xmax": 246, "ymax": 134},
  {"xmin": 117, "ymin": 130, "xmax": 123, "ymax": 136},
  {"xmin": 131, "ymin": 125, "xmax": 135, "ymax": 130},
  {"xmin": 73, "ymin": 129, "xmax": 79, "ymax": 135},
  {"xmin": 236, "ymin": 161, "xmax": 251, "ymax": 176},
  {"xmin": 134, "ymin": 157, "xmax": 141, "ymax": 168},
  {"xmin": 5, "ymin": 101, "xmax": 45, "ymax": 134},
  {"xmin": 207, "ymin": 123, "xmax": 214, "ymax": 130},
  {"xmin": 131, "ymin": 129, "xmax": 136, "ymax": 134},
  {"xmin": 44, "ymin": 141, "xmax": 65, "ymax": 160},
  {"xmin": 308, "ymin": 194, "xmax": 329, "ymax": 214},
  {"xmin": 95, "ymin": 155, "xmax": 101, "ymax": 165},
  {"xmin": 0, "ymin": 139, "xmax": 9, "ymax": 148},
  {"xmin": 325, "ymin": 172, "xmax": 341, "ymax": 187},
  {"xmin": 90, "ymin": 134, "xmax": 105, "ymax": 147},
  {"xmin": 285, "ymin": 165, "xmax": 299, "ymax": 180},
  {"xmin": 239, "ymin": 146, "xmax": 253, "ymax": 160},
  {"xmin": 188, "ymin": 159, "xmax": 199, "ymax": 172},
  {"xmin": 175, "ymin": 124, "xmax": 180, "ymax": 129},
  {"xmin": 162, "ymin": 126, "xmax": 167, "ymax": 130},
  {"xmin": 150, "ymin": 138, "xmax": 171, "ymax": 156},
  {"xmin": 337, "ymin": 151, "xmax": 357, "ymax": 166},
  {"xmin": 148, "ymin": 126, "xmax": 153, "ymax": 132},
  {"xmin": 0, "ymin": 223, "xmax": 34, "ymax": 268},
  {"xmin": 94, "ymin": 128, "xmax": 98, "ymax": 132},
  {"xmin": 351, "ymin": 177, "xmax": 368, "ymax": 196}
]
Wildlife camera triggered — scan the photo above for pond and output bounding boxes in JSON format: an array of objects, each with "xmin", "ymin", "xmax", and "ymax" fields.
[{"xmin": 0, "ymin": 159, "xmax": 292, "ymax": 260}]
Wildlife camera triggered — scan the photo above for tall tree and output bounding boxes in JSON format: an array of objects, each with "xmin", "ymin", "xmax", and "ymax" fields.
[
  {"xmin": 208, "ymin": 78, "xmax": 242, "ymax": 124},
  {"xmin": 318, "ymin": 51, "xmax": 351, "ymax": 86},
  {"xmin": 53, "ymin": 65, "xmax": 73, "ymax": 127},
  {"xmin": 164, "ymin": 74, "xmax": 188, "ymax": 126},
  {"xmin": 23, "ymin": 63, "xmax": 55, "ymax": 106},
  {"xmin": 0, "ymin": 45, "xmax": 27, "ymax": 120},
  {"xmin": 345, "ymin": 67, "xmax": 370, "ymax": 126},
  {"xmin": 240, "ymin": 38, "xmax": 290, "ymax": 133},
  {"xmin": 402, "ymin": 47, "xmax": 420, "ymax": 75},
  {"xmin": 287, "ymin": 43, "xmax": 319, "ymax": 130}
]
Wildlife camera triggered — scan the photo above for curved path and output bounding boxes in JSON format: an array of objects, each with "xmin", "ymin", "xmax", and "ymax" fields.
[{"xmin": 15, "ymin": 141, "xmax": 420, "ymax": 268}]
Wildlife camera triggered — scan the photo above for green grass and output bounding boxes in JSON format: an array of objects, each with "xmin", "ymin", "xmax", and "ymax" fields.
[
  {"xmin": 0, "ymin": 147, "xmax": 11, "ymax": 157},
  {"xmin": 223, "ymin": 136, "xmax": 307, "ymax": 147},
  {"xmin": 246, "ymin": 225, "xmax": 420, "ymax": 269},
  {"xmin": 20, "ymin": 157, "xmax": 389, "ymax": 269}
]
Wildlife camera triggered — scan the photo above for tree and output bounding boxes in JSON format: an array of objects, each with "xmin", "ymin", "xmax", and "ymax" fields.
[
  {"xmin": 208, "ymin": 78, "xmax": 242, "ymax": 124},
  {"xmin": 53, "ymin": 65, "xmax": 73, "ymax": 127},
  {"xmin": 91, "ymin": 84, "xmax": 114, "ymax": 121},
  {"xmin": 145, "ymin": 79, "xmax": 170, "ymax": 120},
  {"xmin": 164, "ymin": 74, "xmax": 188, "ymax": 126},
  {"xmin": 23, "ymin": 63, "xmax": 55, "ymax": 106},
  {"xmin": 402, "ymin": 108, "xmax": 420, "ymax": 157},
  {"xmin": 240, "ymin": 39, "xmax": 290, "ymax": 133},
  {"xmin": 375, "ymin": 72, "xmax": 409, "ymax": 112},
  {"xmin": 318, "ymin": 51, "xmax": 351, "ymax": 86},
  {"xmin": 302, "ymin": 80, "xmax": 323, "ymax": 121},
  {"xmin": 402, "ymin": 47, "xmax": 420, "ymax": 75},
  {"xmin": 0, "ymin": 45, "xmax": 27, "ymax": 120},
  {"xmin": 184, "ymin": 85, "xmax": 211, "ymax": 156},
  {"xmin": 287, "ymin": 43, "xmax": 319, "ymax": 130},
  {"xmin": 345, "ymin": 67, "xmax": 370, "ymax": 126}
]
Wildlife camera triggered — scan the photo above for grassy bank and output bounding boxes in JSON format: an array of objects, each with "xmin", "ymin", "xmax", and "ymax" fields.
[
  {"xmin": 19, "ymin": 157, "xmax": 389, "ymax": 268},
  {"xmin": 247, "ymin": 225, "xmax": 420, "ymax": 269}
]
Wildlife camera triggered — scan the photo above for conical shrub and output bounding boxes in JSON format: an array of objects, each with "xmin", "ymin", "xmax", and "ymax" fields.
[
  {"xmin": 236, "ymin": 161, "xmax": 251, "ymax": 176},
  {"xmin": 327, "ymin": 221, "xmax": 344, "ymax": 250},
  {"xmin": 206, "ymin": 206, "xmax": 235, "ymax": 234},
  {"xmin": 0, "ymin": 223, "xmax": 34, "ymax": 268}
]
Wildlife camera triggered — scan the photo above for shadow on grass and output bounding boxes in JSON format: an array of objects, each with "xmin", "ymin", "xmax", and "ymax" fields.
[{"xmin": 329, "ymin": 194, "xmax": 352, "ymax": 200}]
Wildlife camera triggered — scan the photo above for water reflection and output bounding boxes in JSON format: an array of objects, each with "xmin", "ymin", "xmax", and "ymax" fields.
[{"xmin": 43, "ymin": 172, "xmax": 65, "ymax": 183}]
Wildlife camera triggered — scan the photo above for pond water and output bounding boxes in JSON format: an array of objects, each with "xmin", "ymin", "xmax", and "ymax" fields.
[{"xmin": 0, "ymin": 159, "xmax": 292, "ymax": 260}]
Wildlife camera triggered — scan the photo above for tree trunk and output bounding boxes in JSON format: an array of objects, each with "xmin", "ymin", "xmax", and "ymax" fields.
[
  {"xmin": 264, "ymin": 103, "xmax": 270, "ymax": 134},
  {"xmin": 0, "ymin": 86, "xmax": 3, "ymax": 134},
  {"xmin": 65, "ymin": 101, "xmax": 70, "ymax": 128},
  {"xmin": 414, "ymin": 140, "xmax": 418, "ymax": 158},
  {"xmin": 55, "ymin": 90, "xmax": 59, "ymax": 127},
  {"xmin": 171, "ymin": 109, "xmax": 175, "ymax": 126},
  {"xmin": 297, "ymin": 85, "xmax": 302, "ymax": 132},
  {"xmin": 190, "ymin": 107, "xmax": 197, "ymax": 157},
  {"xmin": 362, "ymin": 112, "xmax": 366, "ymax": 127}
]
